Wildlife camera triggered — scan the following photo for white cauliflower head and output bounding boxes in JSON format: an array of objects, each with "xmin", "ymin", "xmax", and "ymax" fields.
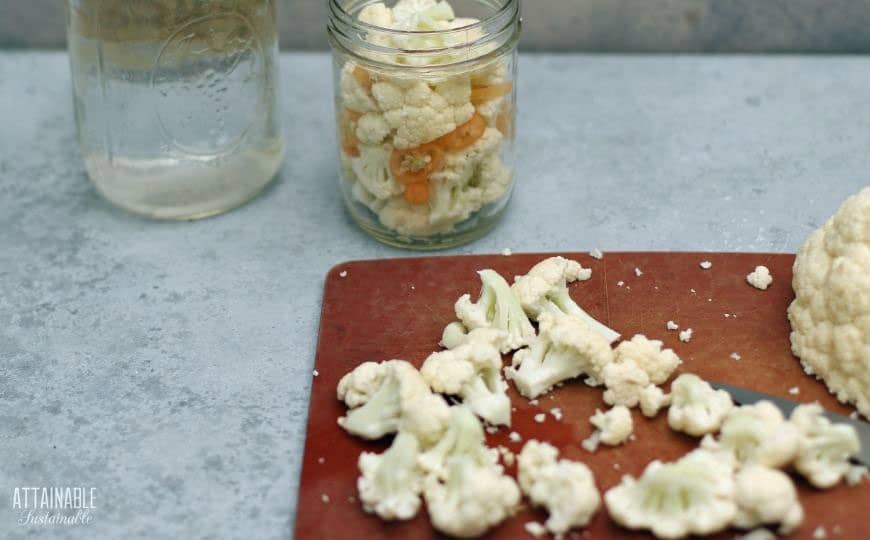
[
  {"xmin": 667, "ymin": 373, "xmax": 734, "ymax": 437},
  {"xmin": 420, "ymin": 336, "xmax": 511, "ymax": 426},
  {"xmin": 517, "ymin": 440, "xmax": 601, "ymax": 536},
  {"xmin": 604, "ymin": 449, "xmax": 737, "ymax": 539},
  {"xmin": 423, "ymin": 453, "xmax": 519, "ymax": 538},
  {"xmin": 732, "ymin": 465, "xmax": 804, "ymax": 534},
  {"xmin": 614, "ymin": 334, "xmax": 681, "ymax": 385},
  {"xmin": 418, "ymin": 405, "xmax": 498, "ymax": 479},
  {"xmin": 790, "ymin": 403, "xmax": 861, "ymax": 488},
  {"xmin": 788, "ymin": 186, "xmax": 869, "ymax": 417},
  {"xmin": 511, "ymin": 256, "xmax": 620, "ymax": 343},
  {"xmin": 337, "ymin": 360, "xmax": 431, "ymax": 439},
  {"xmin": 590, "ymin": 405, "xmax": 634, "ymax": 446},
  {"xmin": 700, "ymin": 400, "xmax": 800, "ymax": 469},
  {"xmin": 506, "ymin": 313, "xmax": 616, "ymax": 399},
  {"xmin": 357, "ymin": 431, "xmax": 424, "ymax": 520},
  {"xmin": 455, "ymin": 269, "xmax": 535, "ymax": 352},
  {"xmin": 602, "ymin": 359, "xmax": 650, "ymax": 408}
]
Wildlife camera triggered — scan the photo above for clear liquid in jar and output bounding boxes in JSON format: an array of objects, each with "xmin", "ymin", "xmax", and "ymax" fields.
[{"xmin": 67, "ymin": 0, "xmax": 283, "ymax": 219}]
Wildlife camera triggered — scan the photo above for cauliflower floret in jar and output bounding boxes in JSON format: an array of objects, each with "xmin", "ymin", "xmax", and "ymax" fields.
[
  {"xmin": 340, "ymin": 64, "xmax": 378, "ymax": 113},
  {"xmin": 355, "ymin": 113, "xmax": 391, "ymax": 145},
  {"xmin": 351, "ymin": 145, "xmax": 403, "ymax": 200}
]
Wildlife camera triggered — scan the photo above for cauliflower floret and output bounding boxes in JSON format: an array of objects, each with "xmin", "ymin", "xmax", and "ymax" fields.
[
  {"xmin": 602, "ymin": 359, "xmax": 650, "ymax": 407},
  {"xmin": 455, "ymin": 269, "xmax": 535, "ymax": 352},
  {"xmin": 355, "ymin": 113, "xmax": 391, "ymax": 145},
  {"xmin": 358, "ymin": 2, "xmax": 394, "ymax": 27},
  {"xmin": 377, "ymin": 197, "xmax": 447, "ymax": 237},
  {"xmin": 790, "ymin": 403, "xmax": 861, "ymax": 488},
  {"xmin": 506, "ymin": 313, "xmax": 615, "ymax": 399},
  {"xmin": 639, "ymin": 384, "xmax": 672, "ymax": 418},
  {"xmin": 421, "ymin": 334, "xmax": 511, "ymax": 426},
  {"xmin": 476, "ymin": 96, "xmax": 506, "ymax": 127},
  {"xmin": 746, "ymin": 265, "xmax": 773, "ymax": 290},
  {"xmin": 517, "ymin": 440, "xmax": 601, "ymax": 537},
  {"xmin": 340, "ymin": 64, "xmax": 378, "ymax": 113},
  {"xmin": 375, "ymin": 80, "xmax": 475, "ymax": 149},
  {"xmin": 418, "ymin": 406, "xmax": 498, "ymax": 478},
  {"xmin": 424, "ymin": 454, "xmax": 519, "ymax": 538},
  {"xmin": 434, "ymin": 76, "xmax": 471, "ymax": 105},
  {"xmin": 351, "ymin": 144, "xmax": 403, "ymax": 200},
  {"xmin": 511, "ymin": 256, "xmax": 620, "ymax": 343},
  {"xmin": 337, "ymin": 360, "xmax": 384, "ymax": 408},
  {"xmin": 337, "ymin": 360, "xmax": 432, "ymax": 439},
  {"xmin": 732, "ymin": 465, "xmax": 804, "ymax": 534},
  {"xmin": 440, "ymin": 321, "xmax": 469, "ymax": 349},
  {"xmin": 357, "ymin": 432, "xmax": 424, "ymax": 520},
  {"xmin": 429, "ymin": 127, "xmax": 503, "ymax": 187},
  {"xmin": 788, "ymin": 186, "xmax": 870, "ymax": 418},
  {"xmin": 476, "ymin": 152, "xmax": 513, "ymax": 204},
  {"xmin": 604, "ymin": 449, "xmax": 737, "ymax": 539},
  {"xmin": 667, "ymin": 373, "xmax": 734, "ymax": 437},
  {"xmin": 589, "ymin": 406, "xmax": 634, "ymax": 446},
  {"xmin": 399, "ymin": 393, "xmax": 451, "ymax": 447},
  {"xmin": 614, "ymin": 334, "xmax": 681, "ymax": 385},
  {"xmin": 700, "ymin": 400, "xmax": 800, "ymax": 468}
]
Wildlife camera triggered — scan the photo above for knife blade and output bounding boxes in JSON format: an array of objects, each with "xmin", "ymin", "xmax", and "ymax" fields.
[{"xmin": 710, "ymin": 382, "xmax": 869, "ymax": 466}]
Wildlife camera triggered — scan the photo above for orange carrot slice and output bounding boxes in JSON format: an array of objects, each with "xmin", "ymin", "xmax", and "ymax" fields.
[
  {"xmin": 390, "ymin": 143, "xmax": 445, "ymax": 185},
  {"xmin": 404, "ymin": 182, "xmax": 430, "ymax": 205},
  {"xmin": 436, "ymin": 114, "xmax": 486, "ymax": 151},
  {"xmin": 470, "ymin": 82, "xmax": 513, "ymax": 104}
]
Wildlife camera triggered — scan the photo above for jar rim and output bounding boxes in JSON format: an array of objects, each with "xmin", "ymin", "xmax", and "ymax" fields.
[
  {"xmin": 327, "ymin": 0, "xmax": 521, "ymax": 68},
  {"xmin": 329, "ymin": 0, "xmax": 517, "ymax": 37}
]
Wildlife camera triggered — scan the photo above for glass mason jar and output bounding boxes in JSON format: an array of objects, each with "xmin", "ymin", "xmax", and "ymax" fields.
[
  {"xmin": 328, "ymin": 0, "xmax": 521, "ymax": 249},
  {"xmin": 66, "ymin": 0, "xmax": 284, "ymax": 220}
]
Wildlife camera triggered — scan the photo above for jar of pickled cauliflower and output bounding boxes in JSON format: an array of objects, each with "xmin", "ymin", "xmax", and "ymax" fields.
[{"xmin": 328, "ymin": 0, "xmax": 520, "ymax": 249}]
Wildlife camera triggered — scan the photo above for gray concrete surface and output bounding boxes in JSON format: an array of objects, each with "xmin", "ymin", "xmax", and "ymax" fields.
[
  {"xmin": 5, "ymin": 0, "xmax": 870, "ymax": 52},
  {"xmin": 0, "ymin": 51, "xmax": 868, "ymax": 539}
]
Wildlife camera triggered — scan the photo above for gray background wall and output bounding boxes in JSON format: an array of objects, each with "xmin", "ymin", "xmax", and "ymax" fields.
[{"xmin": 2, "ymin": 0, "xmax": 870, "ymax": 52}]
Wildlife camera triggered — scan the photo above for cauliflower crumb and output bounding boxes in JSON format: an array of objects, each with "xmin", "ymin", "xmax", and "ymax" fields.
[
  {"xmin": 724, "ymin": 313, "xmax": 731, "ymax": 318},
  {"xmin": 581, "ymin": 430, "xmax": 601, "ymax": 453},
  {"xmin": 347, "ymin": 495, "xmax": 356, "ymax": 503},
  {"xmin": 486, "ymin": 425, "xmax": 499, "ymax": 434},
  {"xmin": 509, "ymin": 431, "xmax": 522, "ymax": 443},
  {"xmin": 501, "ymin": 248, "xmax": 513, "ymax": 256},
  {"xmin": 613, "ymin": 463, "xmax": 621, "ymax": 470},
  {"xmin": 321, "ymin": 494, "xmax": 330, "ymax": 504},
  {"xmin": 617, "ymin": 281, "xmax": 625, "ymax": 287},
  {"xmin": 850, "ymin": 411, "xmax": 859, "ymax": 419},
  {"xmin": 746, "ymin": 265, "xmax": 773, "ymax": 290},
  {"xmin": 549, "ymin": 408, "xmax": 563, "ymax": 421},
  {"xmin": 524, "ymin": 521, "xmax": 548, "ymax": 538},
  {"xmin": 634, "ymin": 267, "xmax": 643, "ymax": 277},
  {"xmin": 666, "ymin": 320, "xmax": 679, "ymax": 331},
  {"xmin": 313, "ymin": 369, "xmax": 319, "ymax": 377},
  {"xmin": 845, "ymin": 465, "xmax": 867, "ymax": 486},
  {"xmin": 534, "ymin": 413, "xmax": 546, "ymax": 423},
  {"xmin": 730, "ymin": 352, "xmax": 742, "ymax": 361},
  {"xmin": 679, "ymin": 328, "xmax": 693, "ymax": 342},
  {"xmin": 690, "ymin": 288, "xmax": 696, "ymax": 293},
  {"xmin": 589, "ymin": 248, "xmax": 604, "ymax": 260},
  {"xmin": 497, "ymin": 445, "xmax": 516, "ymax": 467},
  {"xmin": 788, "ymin": 386, "xmax": 800, "ymax": 395},
  {"xmin": 700, "ymin": 260, "xmax": 713, "ymax": 269},
  {"xmin": 813, "ymin": 526, "xmax": 828, "ymax": 540},
  {"xmin": 318, "ymin": 457, "xmax": 325, "ymax": 464},
  {"xmin": 339, "ymin": 270, "xmax": 348, "ymax": 278},
  {"xmin": 529, "ymin": 399, "xmax": 539, "ymax": 406}
]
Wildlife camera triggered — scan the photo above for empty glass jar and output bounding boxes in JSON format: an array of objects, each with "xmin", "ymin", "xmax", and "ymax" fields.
[
  {"xmin": 328, "ymin": 0, "xmax": 521, "ymax": 249},
  {"xmin": 66, "ymin": 0, "xmax": 283, "ymax": 220}
]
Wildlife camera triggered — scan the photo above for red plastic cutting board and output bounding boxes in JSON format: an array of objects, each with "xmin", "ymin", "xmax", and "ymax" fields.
[{"xmin": 295, "ymin": 252, "xmax": 868, "ymax": 540}]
